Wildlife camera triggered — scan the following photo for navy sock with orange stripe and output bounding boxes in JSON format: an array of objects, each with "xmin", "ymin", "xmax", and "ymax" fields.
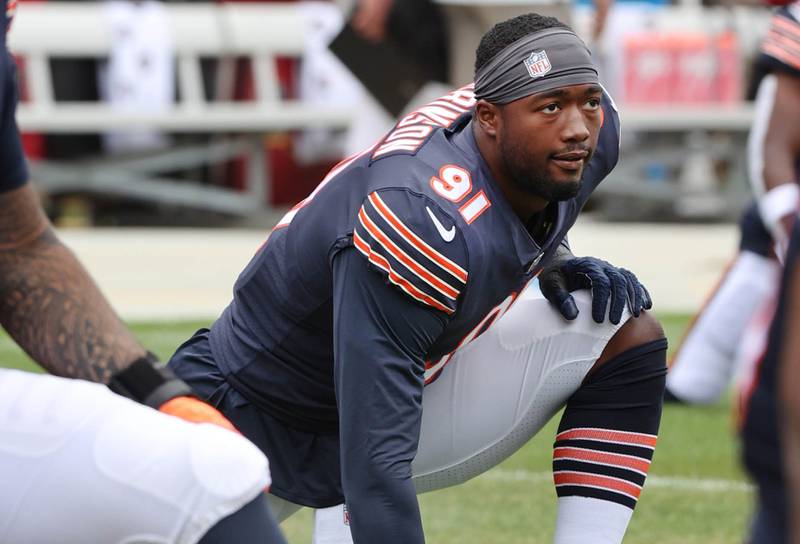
[{"xmin": 552, "ymin": 338, "xmax": 667, "ymax": 544}]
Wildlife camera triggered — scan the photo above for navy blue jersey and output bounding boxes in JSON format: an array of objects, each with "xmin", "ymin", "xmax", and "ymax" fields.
[
  {"xmin": 1, "ymin": 0, "xmax": 28, "ymax": 192},
  {"xmin": 758, "ymin": 2, "xmax": 800, "ymax": 78},
  {"xmin": 200, "ymin": 86, "xmax": 620, "ymax": 542}
]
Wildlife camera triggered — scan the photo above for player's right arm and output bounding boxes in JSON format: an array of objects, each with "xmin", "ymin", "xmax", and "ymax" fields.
[{"xmin": 332, "ymin": 189, "xmax": 469, "ymax": 543}]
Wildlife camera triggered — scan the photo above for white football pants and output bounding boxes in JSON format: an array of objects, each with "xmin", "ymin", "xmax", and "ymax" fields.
[
  {"xmin": 0, "ymin": 369, "xmax": 271, "ymax": 544},
  {"xmin": 272, "ymin": 280, "xmax": 630, "ymax": 541},
  {"xmin": 667, "ymin": 251, "xmax": 780, "ymax": 404}
]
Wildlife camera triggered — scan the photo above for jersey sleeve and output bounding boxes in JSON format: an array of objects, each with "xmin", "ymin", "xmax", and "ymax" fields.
[
  {"xmin": 577, "ymin": 90, "xmax": 620, "ymax": 205},
  {"xmin": 332, "ymin": 246, "xmax": 448, "ymax": 544},
  {"xmin": 758, "ymin": 5, "xmax": 800, "ymax": 77},
  {"xmin": 351, "ymin": 188, "xmax": 469, "ymax": 315},
  {"xmin": 1, "ymin": 26, "xmax": 28, "ymax": 192}
]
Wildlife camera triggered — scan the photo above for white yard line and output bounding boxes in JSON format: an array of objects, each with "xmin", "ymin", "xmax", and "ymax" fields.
[{"xmin": 485, "ymin": 468, "xmax": 754, "ymax": 493}]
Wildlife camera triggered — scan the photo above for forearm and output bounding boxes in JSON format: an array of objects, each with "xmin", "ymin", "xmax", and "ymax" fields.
[
  {"xmin": 344, "ymin": 466, "xmax": 424, "ymax": 543},
  {"xmin": 0, "ymin": 187, "xmax": 145, "ymax": 381},
  {"xmin": 333, "ymin": 247, "xmax": 441, "ymax": 543}
]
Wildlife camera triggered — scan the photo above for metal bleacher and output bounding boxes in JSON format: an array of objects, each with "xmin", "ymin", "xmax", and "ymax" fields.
[
  {"xmin": 8, "ymin": 2, "xmax": 353, "ymax": 217},
  {"xmin": 8, "ymin": 2, "xmax": 775, "ymax": 221}
]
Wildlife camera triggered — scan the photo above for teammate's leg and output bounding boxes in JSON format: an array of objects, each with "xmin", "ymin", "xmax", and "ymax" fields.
[
  {"xmin": 666, "ymin": 203, "xmax": 780, "ymax": 404},
  {"xmin": 552, "ymin": 314, "xmax": 667, "ymax": 544}
]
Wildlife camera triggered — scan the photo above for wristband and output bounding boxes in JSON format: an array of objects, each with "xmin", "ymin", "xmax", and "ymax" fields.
[
  {"xmin": 759, "ymin": 183, "xmax": 800, "ymax": 234},
  {"xmin": 108, "ymin": 352, "xmax": 194, "ymax": 409}
]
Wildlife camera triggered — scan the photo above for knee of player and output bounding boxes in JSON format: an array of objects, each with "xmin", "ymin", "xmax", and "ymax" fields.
[{"xmin": 596, "ymin": 312, "xmax": 666, "ymax": 369}]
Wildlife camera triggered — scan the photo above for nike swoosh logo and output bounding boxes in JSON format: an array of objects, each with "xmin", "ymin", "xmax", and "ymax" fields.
[{"xmin": 426, "ymin": 206, "xmax": 455, "ymax": 242}]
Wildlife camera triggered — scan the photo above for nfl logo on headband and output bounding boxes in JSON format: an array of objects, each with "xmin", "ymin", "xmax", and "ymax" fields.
[{"xmin": 524, "ymin": 50, "xmax": 552, "ymax": 79}]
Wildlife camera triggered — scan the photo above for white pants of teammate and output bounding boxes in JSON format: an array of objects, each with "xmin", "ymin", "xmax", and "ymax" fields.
[
  {"xmin": 0, "ymin": 370, "xmax": 271, "ymax": 544},
  {"xmin": 666, "ymin": 251, "xmax": 781, "ymax": 404},
  {"xmin": 271, "ymin": 281, "xmax": 630, "ymax": 541}
]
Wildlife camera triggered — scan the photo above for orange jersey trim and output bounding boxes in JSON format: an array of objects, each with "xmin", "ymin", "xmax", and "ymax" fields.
[
  {"xmin": 368, "ymin": 193, "xmax": 468, "ymax": 284},
  {"xmin": 353, "ymin": 232, "xmax": 454, "ymax": 314},
  {"xmin": 358, "ymin": 207, "xmax": 461, "ymax": 300}
]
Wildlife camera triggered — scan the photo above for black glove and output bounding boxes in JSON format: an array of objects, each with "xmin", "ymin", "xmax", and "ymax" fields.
[{"xmin": 539, "ymin": 256, "xmax": 652, "ymax": 324}]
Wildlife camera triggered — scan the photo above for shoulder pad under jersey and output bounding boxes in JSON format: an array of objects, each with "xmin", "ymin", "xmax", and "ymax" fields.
[{"xmin": 352, "ymin": 188, "xmax": 469, "ymax": 315}]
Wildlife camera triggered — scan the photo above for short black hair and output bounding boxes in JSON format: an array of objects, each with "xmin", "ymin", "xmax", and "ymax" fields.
[{"xmin": 474, "ymin": 13, "xmax": 571, "ymax": 76}]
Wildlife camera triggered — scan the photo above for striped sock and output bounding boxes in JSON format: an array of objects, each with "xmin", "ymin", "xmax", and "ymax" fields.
[
  {"xmin": 553, "ymin": 427, "xmax": 655, "ymax": 509},
  {"xmin": 552, "ymin": 339, "xmax": 667, "ymax": 543}
]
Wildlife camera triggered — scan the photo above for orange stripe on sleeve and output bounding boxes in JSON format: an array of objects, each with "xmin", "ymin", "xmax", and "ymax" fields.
[
  {"xmin": 773, "ymin": 15, "xmax": 800, "ymax": 39},
  {"xmin": 353, "ymin": 232, "xmax": 455, "ymax": 314},
  {"xmin": 368, "ymin": 193, "xmax": 468, "ymax": 284},
  {"xmin": 765, "ymin": 28, "xmax": 800, "ymax": 56},
  {"xmin": 359, "ymin": 208, "xmax": 460, "ymax": 300},
  {"xmin": 763, "ymin": 43, "xmax": 800, "ymax": 70}
]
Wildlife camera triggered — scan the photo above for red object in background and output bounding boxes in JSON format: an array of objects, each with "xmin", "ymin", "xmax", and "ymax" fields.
[
  {"xmin": 624, "ymin": 31, "xmax": 742, "ymax": 105},
  {"xmin": 716, "ymin": 32, "xmax": 742, "ymax": 104},
  {"xmin": 12, "ymin": 55, "xmax": 46, "ymax": 160},
  {"xmin": 217, "ymin": 0, "xmax": 334, "ymax": 207},
  {"xmin": 671, "ymin": 34, "xmax": 716, "ymax": 103},
  {"xmin": 624, "ymin": 34, "xmax": 674, "ymax": 104},
  {"xmin": 13, "ymin": 0, "xmax": 47, "ymax": 161}
]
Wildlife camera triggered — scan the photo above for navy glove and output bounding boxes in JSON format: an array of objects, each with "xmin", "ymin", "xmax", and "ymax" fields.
[{"xmin": 539, "ymin": 256, "xmax": 652, "ymax": 324}]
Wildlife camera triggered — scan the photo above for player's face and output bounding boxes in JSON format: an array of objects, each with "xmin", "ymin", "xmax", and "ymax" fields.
[{"xmin": 497, "ymin": 84, "xmax": 603, "ymax": 201}]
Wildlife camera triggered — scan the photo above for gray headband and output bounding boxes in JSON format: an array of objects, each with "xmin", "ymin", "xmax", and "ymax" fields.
[{"xmin": 474, "ymin": 28, "xmax": 598, "ymax": 105}]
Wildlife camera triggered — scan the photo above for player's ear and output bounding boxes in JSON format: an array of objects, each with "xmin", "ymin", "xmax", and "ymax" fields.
[{"xmin": 474, "ymin": 100, "xmax": 500, "ymax": 138}]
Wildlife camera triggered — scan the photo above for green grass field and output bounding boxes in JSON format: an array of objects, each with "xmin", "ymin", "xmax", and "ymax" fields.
[{"xmin": 0, "ymin": 315, "xmax": 754, "ymax": 543}]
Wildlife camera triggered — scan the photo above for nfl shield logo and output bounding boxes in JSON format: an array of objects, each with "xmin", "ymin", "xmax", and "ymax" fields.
[{"xmin": 524, "ymin": 50, "xmax": 552, "ymax": 79}]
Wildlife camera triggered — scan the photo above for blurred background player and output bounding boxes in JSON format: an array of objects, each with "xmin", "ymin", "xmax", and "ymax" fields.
[
  {"xmin": 738, "ymin": 7, "xmax": 800, "ymax": 537},
  {"xmin": 741, "ymin": 221, "xmax": 800, "ymax": 543},
  {"xmin": 0, "ymin": 2, "xmax": 285, "ymax": 542},
  {"xmin": 169, "ymin": 13, "xmax": 667, "ymax": 544},
  {"xmin": 665, "ymin": 1, "xmax": 800, "ymax": 405}
]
